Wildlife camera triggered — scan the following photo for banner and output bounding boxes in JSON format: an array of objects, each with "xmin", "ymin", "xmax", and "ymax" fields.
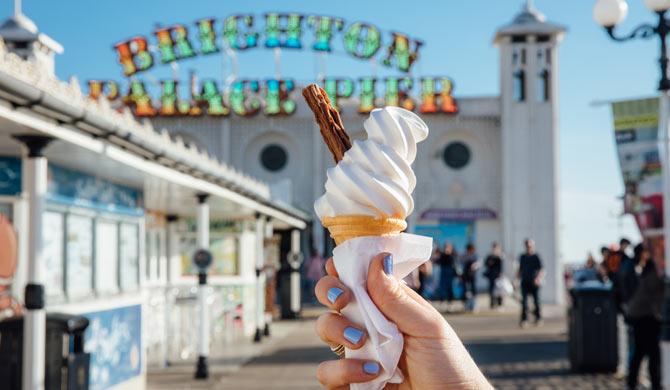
[{"xmin": 611, "ymin": 97, "xmax": 663, "ymax": 232}]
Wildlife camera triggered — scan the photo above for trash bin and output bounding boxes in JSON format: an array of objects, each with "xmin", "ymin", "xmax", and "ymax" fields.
[
  {"xmin": 0, "ymin": 313, "xmax": 90, "ymax": 390},
  {"xmin": 568, "ymin": 282, "xmax": 618, "ymax": 373}
]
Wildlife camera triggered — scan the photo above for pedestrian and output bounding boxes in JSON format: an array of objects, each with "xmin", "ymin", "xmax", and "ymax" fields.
[
  {"xmin": 574, "ymin": 252, "xmax": 600, "ymax": 284},
  {"xmin": 305, "ymin": 248, "xmax": 326, "ymax": 304},
  {"xmin": 484, "ymin": 242, "xmax": 503, "ymax": 309},
  {"xmin": 625, "ymin": 243, "xmax": 663, "ymax": 390},
  {"xmin": 617, "ymin": 238, "xmax": 636, "ymax": 307},
  {"xmin": 517, "ymin": 238, "xmax": 544, "ymax": 327},
  {"xmin": 438, "ymin": 243, "xmax": 457, "ymax": 304},
  {"xmin": 461, "ymin": 243, "xmax": 479, "ymax": 312},
  {"xmin": 417, "ymin": 253, "xmax": 433, "ymax": 297},
  {"xmin": 314, "ymin": 252, "xmax": 491, "ymax": 389}
]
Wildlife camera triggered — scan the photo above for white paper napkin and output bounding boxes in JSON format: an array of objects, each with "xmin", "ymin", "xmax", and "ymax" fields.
[{"xmin": 332, "ymin": 233, "xmax": 433, "ymax": 390}]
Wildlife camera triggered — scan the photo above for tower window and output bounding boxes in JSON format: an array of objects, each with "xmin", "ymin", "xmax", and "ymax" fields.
[
  {"xmin": 521, "ymin": 48, "xmax": 526, "ymax": 65},
  {"xmin": 511, "ymin": 35, "xmax": 527, "ymax": 43},
  {"xmin": 537, "ymin": 35, "xmax": 550, "ymax": 43},
  {"xmin": 546, "ymin": 48, "xmax": 551, "ymax": 64},
  {"xmin": 513, "ymin": 70, "xmax": 526, "ymax": 102},
  {"xmin": 537, "ymin": 69, "xmax": 550, "ymax": 102}
]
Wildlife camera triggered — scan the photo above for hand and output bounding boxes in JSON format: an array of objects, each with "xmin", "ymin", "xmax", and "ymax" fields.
[{"xmin": 314, "ymin": 253, "xmax": 491, "ymax": 389}]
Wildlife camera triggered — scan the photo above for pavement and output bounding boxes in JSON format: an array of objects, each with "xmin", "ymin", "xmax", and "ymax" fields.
[{"xmin": 147, "ymin": 298, "xmax": 628, "ymax": 389}]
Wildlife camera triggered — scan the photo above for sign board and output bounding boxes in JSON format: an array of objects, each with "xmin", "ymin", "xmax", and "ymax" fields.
[{"xmin": 88, "ymin": 12, "xmax": 459, "ymax": 118}]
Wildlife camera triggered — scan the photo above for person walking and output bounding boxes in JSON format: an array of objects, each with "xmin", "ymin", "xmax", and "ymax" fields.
[
  {"xmin": 305, "ymin": 248, "xmax": 326, "ymax": 304},
  {"xmin": 461, "ymin": 243, "xmax": 479, "ymax": 312},
  {"xmin": 439, "ymin": 243, "xmax": 457, "ymax": 304},
  {"xmin": 517, "ymin": 238, "xmax": 544, "ymax": 327},
  {"xmin": 484, "ymin": 242, "xmax": 504, "ymax": 309},
  {"xmin": 625, "ymin": 243, "xmax": 663, "ymax": 390}
]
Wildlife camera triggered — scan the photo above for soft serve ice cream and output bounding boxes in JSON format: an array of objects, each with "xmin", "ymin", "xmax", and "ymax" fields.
[
  {"xmin": 315, "ymin": 106, "xmax": 429, "ymax": 221},
  {"xmin": 303, "ymin": 84, "xmax": 434, "ymax": 390}
]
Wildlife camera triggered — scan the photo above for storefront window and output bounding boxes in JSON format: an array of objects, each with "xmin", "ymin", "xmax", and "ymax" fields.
[
  {"xmin": 210, "ymin": 236, "xmax": 239, "ymax": 275},
  {"xmin": 43, "ymin": 211, "xmax": 64, "ymax": 297},
  {"xmin": 120, "ymin": 223, "xmax": 139, "ymax": 290},
  {"xmin": 96, "ymin": 220, "xmax": 119, "ymax": 293},
  {"xmin": 66, "ymin": 214, "xmax": 93, "ymax": 298}
]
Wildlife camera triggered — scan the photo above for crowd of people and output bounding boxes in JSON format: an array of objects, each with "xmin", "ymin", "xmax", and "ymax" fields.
[
  {"xmin": 572, "ymin": 238, "xmax": 664, "ymax": 390},
  {"xmin": 410, "ymin": 239, "xmax": 544, "ymax": 326},
  {"xmin": 305, "ymin": 239, "xmax": 547, "ymax": 326}
]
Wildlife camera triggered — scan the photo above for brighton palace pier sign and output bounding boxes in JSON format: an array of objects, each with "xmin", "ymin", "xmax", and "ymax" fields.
[{"xmin": 87, "ymin": 12, "xmax": 459, "ymax": 117}]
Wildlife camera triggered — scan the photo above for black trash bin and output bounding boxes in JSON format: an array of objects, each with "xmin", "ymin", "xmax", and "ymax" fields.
[
  {"xmin": 0, "ymin": 313, "xmax": 91, "ymax": 390},
  {"xmin": 568, "ymin": 282, "xmax": 618, "ymax": 373}
]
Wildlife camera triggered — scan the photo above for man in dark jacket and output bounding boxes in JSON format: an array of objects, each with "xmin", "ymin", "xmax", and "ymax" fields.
[
  {"xmin": 484, "ymin": 242, "xmax": 503, "ymax": 309},
  {"xmin": 517, "ymin": 238, "xmax": 544, "ymax": 327},
  {"xmin": 625, "ymin": 243, "xmax": 663, "ymax": 390}
]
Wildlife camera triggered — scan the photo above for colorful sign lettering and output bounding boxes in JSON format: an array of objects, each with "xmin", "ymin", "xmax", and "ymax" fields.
[
  {"xmin": 111, "ymin": 13, "xmax": 423, "ymax": 76},
  {"xmin": 99, "ymin": 12, "xmax": 460, "ymax": 118},
  {"xmin": 89, "ymin": 77, "xmax": 458, "ymax": 117},
  {"xmin": 307, "ymin": 15, "xmax": 345, "ymax": 52}
]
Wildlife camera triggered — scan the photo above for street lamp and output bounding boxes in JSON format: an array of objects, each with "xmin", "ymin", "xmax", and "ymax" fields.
[{"xmin": 593, "ymin": 0, "xmax": 670, "ymax": 386}]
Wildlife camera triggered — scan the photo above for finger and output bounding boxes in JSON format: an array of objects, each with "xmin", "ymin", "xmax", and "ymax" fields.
[
  {"xmin": 316, "ymin": 312, "xmax": 367, "ymax": 349},
  {"xmin": 315, "ymin": 275, "xmax": 351, "ymax": 311},
  {"xmin": 325, "ymin": 257, "xmax": 339, "ymax": 277},
  {"xmin": 316, "ymin": 359, "xmax": 381, "ymax": 389},
  {"xmin": 367, "ymin": 253, "xmax": 446, "ymax": 337}
]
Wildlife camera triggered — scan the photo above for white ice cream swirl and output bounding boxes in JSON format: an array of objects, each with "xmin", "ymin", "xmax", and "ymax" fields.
[{"xmin": 315, "ymin": 106, "xmax": 429, "ymax": 220}]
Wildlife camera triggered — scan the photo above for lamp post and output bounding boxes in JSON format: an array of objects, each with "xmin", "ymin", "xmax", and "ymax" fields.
[{"xmin": 593, "ymin": 0, "xmax": 670, "ymax": 386}]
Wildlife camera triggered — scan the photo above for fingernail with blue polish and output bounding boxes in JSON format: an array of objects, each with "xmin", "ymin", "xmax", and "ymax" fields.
[
  {"xmin": 363, "ymin": 362, "xmax": 380, "ymax": 375},
  {"xmin": 343, "ymin": 327, "xmax": 364, "ymax": 345},
  {"xmin": 327, "ymin": 287, "xmax": 344, "ymax": 304},
  {"xmin": 383, "ymin": 254, "xmax": 393, "ymax": 275}
]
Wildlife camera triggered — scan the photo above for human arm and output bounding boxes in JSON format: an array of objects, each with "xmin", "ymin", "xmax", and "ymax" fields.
[{"xmin": 314, "ymin": 253, "xmax": 491, "ymax": 389}]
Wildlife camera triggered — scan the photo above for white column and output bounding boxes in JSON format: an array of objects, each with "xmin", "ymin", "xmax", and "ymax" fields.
[
  {"xmin": 657, "ymin": 90, "xmax": 670, "ymax": 388},
  {"xmin": 15, "ymin": 135, "xmax": 52, "ymax": 390},
  {"xmin": 254, "ymin": 214, "xmax": 265, "ymax": 342},
  {"xmin": 163, "ymin": 215, "xmax": 179, "ymax": 367},
  {"xmin": 264, "ymin": 217, "xmax": 273, "ymax": 335},
  {"xmin": 194, "ymin": 194, "xmax": 210, "ymax": 379},
  {"xmin": 289, "ymin": 229, "xmax": 302, "ymax": 315}
]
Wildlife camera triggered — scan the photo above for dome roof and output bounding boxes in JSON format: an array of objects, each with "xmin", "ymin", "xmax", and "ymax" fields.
[
  {"xmin": 494, "ymin": 2, "xmax": 566, "ymax": 42},
  {"xmin": 0, "ymin": 13, "xmax": 63, "ymax": 54},
  {"xmin": 0, "ymin": 13, "xmax": 39, "ymax": 42}
]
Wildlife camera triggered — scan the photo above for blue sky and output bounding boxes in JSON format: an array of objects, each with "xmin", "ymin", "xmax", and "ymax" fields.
[{"xmin": 3, "ymin": 0, "xmax": 661, "ymax": 262}]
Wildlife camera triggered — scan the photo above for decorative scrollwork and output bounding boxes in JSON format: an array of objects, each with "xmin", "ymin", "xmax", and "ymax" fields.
[{"xmin": 606, "ymin": 24, "xmax": 657, "ymax": 42}]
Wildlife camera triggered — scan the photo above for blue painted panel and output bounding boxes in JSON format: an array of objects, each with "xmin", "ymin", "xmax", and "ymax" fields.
[
  {"xmin": 0, "ymin": 156, "xmax": 143, "ymax": 215},
  {"xmin": 84, "ymin": 304, "xmax": 142, "ymax": 390},
  {"xmin": 0, "ymin": 156, "xmax": 21, "ymax": 196}
]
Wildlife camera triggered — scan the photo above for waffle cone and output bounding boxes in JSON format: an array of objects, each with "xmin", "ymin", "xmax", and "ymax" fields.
[{"xmin": 322, "ymin": 215, "xmax": 407, "ymax": 245}]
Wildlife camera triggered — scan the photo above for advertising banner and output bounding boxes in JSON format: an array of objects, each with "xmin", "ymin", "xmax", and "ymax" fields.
[{"xmin": 611, "ymin": 97, "xmax": 663, "ymax": 232}]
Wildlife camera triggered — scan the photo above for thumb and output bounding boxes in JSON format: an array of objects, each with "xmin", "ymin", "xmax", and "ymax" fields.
[{"xmin": 367, "ymin": 253, "xmax": 445, "ymax": 337}]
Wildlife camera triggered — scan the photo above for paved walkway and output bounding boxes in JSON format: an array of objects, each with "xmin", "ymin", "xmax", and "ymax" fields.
[{"xmin": 148, "ymin": 301, "xmax": 628, "ymax": 389}]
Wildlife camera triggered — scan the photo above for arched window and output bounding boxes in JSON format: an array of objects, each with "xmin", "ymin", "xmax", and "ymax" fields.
[
  {"xmin": 513, "ymin": 70, "xmax": 526, "ymax": 102},
  {"xmin": 537, "ymin": 69, "xmax": 550, "ymax": 102}
]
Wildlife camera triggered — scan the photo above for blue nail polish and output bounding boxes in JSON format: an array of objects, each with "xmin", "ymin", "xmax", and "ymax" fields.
[
  {"xmin": 343, "ymin": 327, "xmax": 364, "ymax": 345},
  {"xmin": 383, "ymin": 254, "xmax": 393, "ymax": 275},
  {"xmin": 327, "ymin": 287, "xmax": 344, "ymax": 304},
  {"xmin": 363, "ymin": 362, "xmax": 380, "ymax": 375}
]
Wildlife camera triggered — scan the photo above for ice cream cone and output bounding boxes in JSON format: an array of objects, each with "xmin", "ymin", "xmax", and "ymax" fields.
[{"xmin": 322, "ymin": 215, "xmax": 407, "ymax": 245}]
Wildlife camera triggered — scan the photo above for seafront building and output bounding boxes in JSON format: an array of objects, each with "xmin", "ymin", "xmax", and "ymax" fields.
[
  {"xmin": 0, "ymin": 2, "xmax": 565, "ymax": 389},
  {"xmin": 151, "ymin": 4, "xmax": 565, "ymax": 302}
]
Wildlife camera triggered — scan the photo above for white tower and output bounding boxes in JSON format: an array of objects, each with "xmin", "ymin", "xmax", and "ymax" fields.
[
  {"xmin": 495, "ymin": 2, "xmax": 565, "ymax": 303},
  {"xmin": 0, "ymin": 0, "xmax": 63, "ymax": 75}
]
